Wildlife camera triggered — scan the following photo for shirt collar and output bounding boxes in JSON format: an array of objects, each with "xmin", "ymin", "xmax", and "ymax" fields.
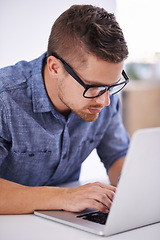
[{"xmin": 31, "ymin": 52, "xmax": 52, "ymax": 113}]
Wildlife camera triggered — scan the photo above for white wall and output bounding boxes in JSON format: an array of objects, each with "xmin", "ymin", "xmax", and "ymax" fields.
[
  {"xmin": 0, "ymin": 0, "xmax": 116, "ymax": 68},
  {"xmin": 117, "ymin": 0, "xmax": 160, "ymax": 62}
]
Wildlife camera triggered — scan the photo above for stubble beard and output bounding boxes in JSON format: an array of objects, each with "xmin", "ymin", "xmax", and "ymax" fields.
[{"xmin": 58, "ymin": 93, "xmax": 100, "ymax": 122}]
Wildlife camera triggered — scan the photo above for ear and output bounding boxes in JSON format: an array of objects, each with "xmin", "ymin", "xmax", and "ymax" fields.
[{"xmin": 47, "ymin": 56, "xmax": 60, "ymax": 78}]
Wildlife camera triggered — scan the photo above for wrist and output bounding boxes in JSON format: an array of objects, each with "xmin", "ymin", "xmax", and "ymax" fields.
[{"xmin": 31, "ymin": 186, "xmax": 66, "ymax": 212}]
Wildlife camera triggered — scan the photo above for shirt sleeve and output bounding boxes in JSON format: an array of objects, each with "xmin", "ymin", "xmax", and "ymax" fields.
[
  {"xmin": 0, "ymin": 96, "xmax": 11, "ymax": 169},
  {"xmin": 96, "ymin": 95, "xmax": 130, "ymax": 171}
]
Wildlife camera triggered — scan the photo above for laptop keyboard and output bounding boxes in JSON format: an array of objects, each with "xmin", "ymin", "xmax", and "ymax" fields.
[{"xmin": 77, "ymin": 211, "xmax": 109, "ymax": 225}]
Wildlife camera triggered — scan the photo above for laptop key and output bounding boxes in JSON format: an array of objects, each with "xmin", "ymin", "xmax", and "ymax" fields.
[{"xmin": 77, "ymin": 211, "xmax": 109, "ymax": 225}]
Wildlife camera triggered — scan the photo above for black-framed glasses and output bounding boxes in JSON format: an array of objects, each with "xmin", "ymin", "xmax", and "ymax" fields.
[{"xmin": 51, "ymin": 52, "xmax": 129, "ymax": 99}]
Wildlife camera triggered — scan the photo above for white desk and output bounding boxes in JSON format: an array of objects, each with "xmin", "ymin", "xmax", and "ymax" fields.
[{"xmin": 0, "ymin": 213, "xmax": 160, "ymax": 240}]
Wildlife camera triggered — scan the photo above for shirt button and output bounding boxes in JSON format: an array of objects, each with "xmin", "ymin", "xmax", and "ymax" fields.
[{"xmin": 29, "ymin": 153, "xmax": 35, "ymax": 157}]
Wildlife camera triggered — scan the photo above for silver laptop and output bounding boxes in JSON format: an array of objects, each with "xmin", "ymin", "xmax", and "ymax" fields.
[{"xmin": 34, "ymin": 127, "xmax": 160, "ymax": 236}]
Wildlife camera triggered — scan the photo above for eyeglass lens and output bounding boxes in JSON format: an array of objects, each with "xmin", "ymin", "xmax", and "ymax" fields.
[{"xmin": 84, "ymin": 75, "xmax": 127, "ymax": 98}]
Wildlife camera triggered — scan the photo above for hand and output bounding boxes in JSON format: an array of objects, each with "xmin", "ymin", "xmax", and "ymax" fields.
[{"xmin": 61, "ymin": 182, "xmax": 116, "ymax": 213}]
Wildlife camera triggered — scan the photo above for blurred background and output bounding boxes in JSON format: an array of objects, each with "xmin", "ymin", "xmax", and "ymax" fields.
[
  {"xmin": 117, "ymin": 0, "xmax": 160, "ymax": 138},
  {"xmin": 0, "ymin": 0, "xmax": 160, "ymax": 181}
]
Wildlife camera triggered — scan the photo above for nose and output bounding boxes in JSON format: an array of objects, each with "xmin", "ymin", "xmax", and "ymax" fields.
[{"xmin": 95, "ymin": 91, "xmax": 110, "ymax": 106}]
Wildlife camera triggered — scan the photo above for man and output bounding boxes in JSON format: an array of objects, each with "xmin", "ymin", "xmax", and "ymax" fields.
[{"xmin": 0, "ymin": 5, "xmax": 129, "ymax": 214}]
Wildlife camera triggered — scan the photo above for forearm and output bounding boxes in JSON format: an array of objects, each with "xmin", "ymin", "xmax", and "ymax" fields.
[
  {"xmin": 0, "ymin": 178, "xmax": 117, "ymax": 215},
  {"xmin": 108, "ymin": 157, "xmax": 125, "ymax": 186},
  {"xmin": 0, "ymin": 178, "xmax": 65, "ymax": 214}
]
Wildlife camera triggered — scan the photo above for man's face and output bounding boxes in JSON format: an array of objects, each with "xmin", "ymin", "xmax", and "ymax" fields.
[{"xmin": 53, "ymin": 54, "xmax": 124, "ymax": 122}]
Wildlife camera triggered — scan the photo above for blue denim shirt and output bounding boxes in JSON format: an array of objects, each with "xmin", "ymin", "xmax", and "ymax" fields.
[{"xmin": 0, "ymin": 53, "xmax": 129, "ymax": 186}]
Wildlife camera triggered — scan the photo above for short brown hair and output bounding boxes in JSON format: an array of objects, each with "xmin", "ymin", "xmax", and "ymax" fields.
[{"xmin": 47, "ymin": 5, "xmax": 128, "ymax": 65}]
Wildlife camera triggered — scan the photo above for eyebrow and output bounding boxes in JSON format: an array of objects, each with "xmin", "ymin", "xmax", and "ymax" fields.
[{"xmin": 83, "ymin": 77, "xmax": 121, "ymax": 87}]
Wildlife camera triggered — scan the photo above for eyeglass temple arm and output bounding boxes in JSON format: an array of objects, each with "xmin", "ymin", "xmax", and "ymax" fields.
[
  {"xmin": 122, "ymin": 70, "xmax": 129, "ymax": 81},
  {"xmin": 51, "ymin": 52, "xmax": 87, "ymax": 88}
]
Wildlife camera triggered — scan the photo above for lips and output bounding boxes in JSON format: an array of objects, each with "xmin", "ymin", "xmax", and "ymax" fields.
[{"xmin": 88, "ymin": 108, "xmax": 102, "ymax": 114}]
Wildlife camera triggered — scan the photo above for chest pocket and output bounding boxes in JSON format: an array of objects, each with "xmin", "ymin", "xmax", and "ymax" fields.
[{"xmin": 3, "ymin": 150, "xmax": 58, "ymax": 186}]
